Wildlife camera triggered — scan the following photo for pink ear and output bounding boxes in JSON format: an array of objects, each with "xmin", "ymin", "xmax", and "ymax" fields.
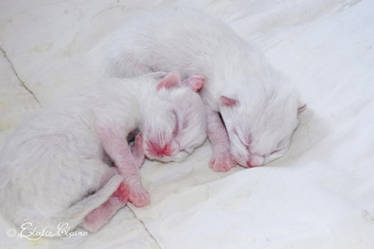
[
  {"xmin": 157, "ymin": 72, "xmax": 181, "ymax": 90},
  {"xmin": 220, "ymin": 96, "xmax": 238, "ymax": 107},
  {"xmin": 183, "ymin": 74, "xmax": 205, "ymax": 92},
  {"xmin": 298, "ymin": 104, "xmax": 307, "ymax": 113}
]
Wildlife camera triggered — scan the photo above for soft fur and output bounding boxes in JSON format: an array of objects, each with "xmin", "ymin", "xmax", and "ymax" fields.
[
  {"xmin": 87, "ymin": 7, "xmax": 304, "ymax": 170},
  {"xmin": 0, "ymin": 72, "xmax": 206, "ymax": 234}
]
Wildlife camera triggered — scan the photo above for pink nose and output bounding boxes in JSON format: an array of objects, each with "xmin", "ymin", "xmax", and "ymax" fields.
[
  {"xmin": 147, "ymin": 141, "xmax": 172, "ymax": 157},
  {"xmin": 246, "ymin": 154, "xmax": 265, "ymax": 168},
  {"xmin": 246, "ymin": 161, "xmax": 255, "ymax": 168}
]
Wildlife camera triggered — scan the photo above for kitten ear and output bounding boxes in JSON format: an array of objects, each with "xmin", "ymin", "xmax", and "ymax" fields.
[
  {"xmin": 183, "ymin": 74, "xmax": 205, "ymax": 92},
  {"xmin": 298, "ymin": 104, "xmax": 307, "ymax": 113},
  {"xmin": 220, "ymin": 96, "xmax": 238, "ymax": 107},
  {"xmin": 156, "ymin": 72, "xmax": 181, "ymax": 90}
]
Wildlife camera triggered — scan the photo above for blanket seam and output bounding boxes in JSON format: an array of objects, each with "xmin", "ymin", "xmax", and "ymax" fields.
[
  {"xmin": 0, "ymin": 46, "xmax": 41, "ymax": 105},
  {"xmin": 128, "ymin": 207, "xmax": 163, "ymax": 249}
]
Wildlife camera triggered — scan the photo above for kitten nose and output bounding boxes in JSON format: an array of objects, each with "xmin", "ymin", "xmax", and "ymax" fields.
[
  {"xmin": 160, "ymin": 143, "xmax": 172, "ymax": 156},
  {"xmin": 147, "ymin": 140, "xmax": 172, "ymax": 157},
  {"xmin": 246, "ymin": 154, "xmax": 265, "ymax": 168}
]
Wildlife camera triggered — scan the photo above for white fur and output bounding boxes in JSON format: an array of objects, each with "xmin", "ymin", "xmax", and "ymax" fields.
[
  {"xmin": 87, "ymin": 7, "xmax": 303, "ymax": 166},
  {"xmin": 0, "ymin": 73, "xmax": 206, "ymax": 234}
]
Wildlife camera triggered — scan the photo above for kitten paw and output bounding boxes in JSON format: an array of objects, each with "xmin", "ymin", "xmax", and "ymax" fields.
[
  {"xmin": 82, "ymin": 183, "xmax": 129, "ymax": 232},
  {"xmin": 128, "ymin": 186, "xmax": 150, "ymax": 207},
  {"xmin": 209, "ymin": 153, "xmax": 236, "ymax": 172},
  {"xmin": 112, "ymin": 182, "xmax": 130, "ymax": 202}
]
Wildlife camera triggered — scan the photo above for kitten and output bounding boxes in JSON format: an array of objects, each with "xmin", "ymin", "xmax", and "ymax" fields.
[
  {"xmin": 88, "ymin": 7, "xmax": 305, "ymax": 171},
  {"xmin": 0, "ymin": 72, "xmax": 206, "ymax": 234}
]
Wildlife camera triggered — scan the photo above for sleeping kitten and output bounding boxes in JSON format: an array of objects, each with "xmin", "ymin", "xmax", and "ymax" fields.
[
  {"xmin": 88, "ymin": 7, "xmax": 305, "ymax": 171},
  {"xmin": 0, "ymin": 72, "xmax": 206, "ymax": 234}
]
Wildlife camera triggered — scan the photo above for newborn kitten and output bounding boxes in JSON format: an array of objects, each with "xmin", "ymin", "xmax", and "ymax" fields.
[
  {"xmin": 0, "ymin": 72, "xmax": 206, "ymax": 234},
  {"xmin": 88, "ymin": 7, "xmax": 305, "ymax": 171}
]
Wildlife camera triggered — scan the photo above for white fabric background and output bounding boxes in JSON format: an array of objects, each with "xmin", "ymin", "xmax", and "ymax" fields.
[{"xmin": 0, "ymin": 0, "xmax": 373, "ymax": 248}]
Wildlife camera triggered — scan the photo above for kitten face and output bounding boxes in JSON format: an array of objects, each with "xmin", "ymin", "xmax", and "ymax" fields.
[
  {"xmin": 219, "ymin": 89, "xmax": 303, "ymax": 167},
  {"xmin": 142, "ymin": 73, "xmax": 207, "ymax": 162}
]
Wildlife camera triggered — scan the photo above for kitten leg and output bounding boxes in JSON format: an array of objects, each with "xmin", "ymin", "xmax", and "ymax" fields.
[
  {"xmin": 82, "ymin": 182, "xmax": 129, "ymax": 232},
  {"xmin": 130, "ymin": 134, "xmax": 145, "ymax": 168},
  {"xmin": 207, "ymin": 108, "xmax": 236, "ymax": 172},
  {"xmin": 99, "ymin": 128, "xmax": 150, "ymax": 207}
]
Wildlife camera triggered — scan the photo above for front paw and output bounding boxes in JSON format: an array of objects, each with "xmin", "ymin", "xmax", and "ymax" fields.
[
  {"xmin": 209, "ymin": 152, "xmax": 236, "ymax": 172},
  {"xmin": 112, "ymin": 182, "xmax": 130, "ymax": 202},
  {"xmin": 128, "ymin": 185, "xmax": 150, "ymax": 207}
]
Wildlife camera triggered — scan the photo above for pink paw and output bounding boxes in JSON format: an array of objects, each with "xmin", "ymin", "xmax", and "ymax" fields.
[
  {"xmin": 128, "ymin": 185, "xmax": 150, "ymax": 207},
  {"xmin": 209, "ymin": 153, "xmax": 236, "ymax": 172},
  {"xmin": 83, "ymin": 213, "xmax": 105, "ymax": 233},
  {"xmin": 112, "ymin": 182, "xmax": 130, "ymax": 202},
  {"xmin": 82, "ymin": 183, "xmax": 129, "ymax": 232}
]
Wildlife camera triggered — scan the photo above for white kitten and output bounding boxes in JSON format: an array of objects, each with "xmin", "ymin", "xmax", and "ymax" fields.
[
  {"xmin": 0, "ymin": 72, "xmax": 206, "ymax": 234},
  {"xmin": 87, "ymin": 7, "xmax": 305, "ymax": 171}
]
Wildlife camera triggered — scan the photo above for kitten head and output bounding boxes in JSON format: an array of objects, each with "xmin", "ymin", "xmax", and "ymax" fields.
[
  {"xmin": 142, "ymin": 72, "xmax": 206, "ymax": 162},
  {"xmin": 219, "ymin": 77, "xmax": 305, "ymax": 167}
]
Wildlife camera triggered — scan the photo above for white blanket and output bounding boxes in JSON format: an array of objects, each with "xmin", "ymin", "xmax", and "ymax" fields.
[{"xmin": 0, "ymin": 0, "xmax": 373, "ymax": 248}]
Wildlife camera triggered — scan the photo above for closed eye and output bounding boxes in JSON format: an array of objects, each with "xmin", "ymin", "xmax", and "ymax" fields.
[
  {"xmin": 172, "ymin": 110, "xmax": 179, "ymax": 136},
  {"xmin": 270, "ymin": 149, "xmax": 281, "ymax": 155}
]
